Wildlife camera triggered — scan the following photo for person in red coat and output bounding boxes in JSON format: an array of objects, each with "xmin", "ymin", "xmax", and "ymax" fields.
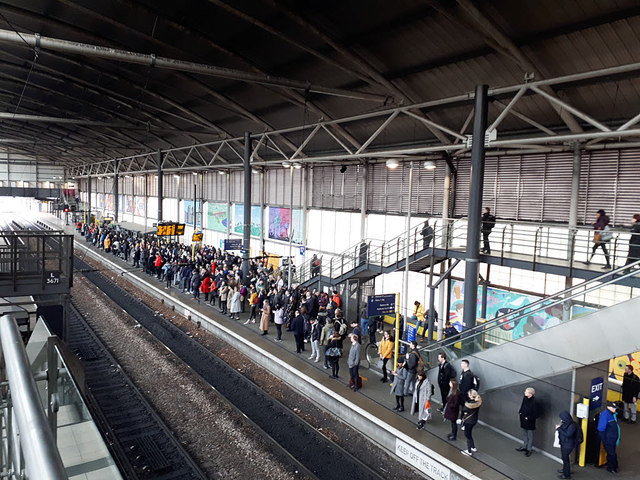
[{"xmin": 200, "ymin": 275, "xmax": 212, "ymax": 302}]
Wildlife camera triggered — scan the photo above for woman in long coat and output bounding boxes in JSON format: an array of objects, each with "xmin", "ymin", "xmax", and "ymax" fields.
[
  {"xmin": 411, "ymin": 371, "xmax": 433, "ymax": 429},
  {"xmin": 390, "ymin": 358, "xmax": 413, "ymax": 412},
  {"xmin": 230, "ymin": 287, "xmax": 242, "ymax": 321},
  {"xmin": 260, "ymin": 300, "xmax": 271, "ymax": 336},
  {"xmin": 444, "ymin": 380, "xmax": 463, "ymax": 440}
]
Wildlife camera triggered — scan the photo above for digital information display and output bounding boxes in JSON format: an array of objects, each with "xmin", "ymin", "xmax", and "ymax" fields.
[{"xmin": 157, "ymin": 223, "xmax": 185, "ymax": 236}]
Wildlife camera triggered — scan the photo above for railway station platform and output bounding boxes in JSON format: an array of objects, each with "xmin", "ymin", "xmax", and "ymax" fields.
[{"xmin": 42, "ymin": 213, "xmax": 637, "ymax": 480}]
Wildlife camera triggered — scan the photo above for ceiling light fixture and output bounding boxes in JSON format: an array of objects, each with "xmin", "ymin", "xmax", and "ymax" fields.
[
  {"xmin": 423, "ymin": 160, "xmax": 436, "ymax": 170},
  {"xmin": 192, "ymin": 172, "xmax": 198, "ymax": 176},
  {"xmin": 292, "ymin": 162, "xmax": 302, "ymax": 169},
  {"xmin": 218, "ymin": 170, "xmax": 226, "ymax": 175},
  {"xmin": 282, "ymin": 161, "xmax": 291, "ymax": 168},
  {"xmin": 386, "ymin": 159, "xmax": 399, "ymax": 169}
]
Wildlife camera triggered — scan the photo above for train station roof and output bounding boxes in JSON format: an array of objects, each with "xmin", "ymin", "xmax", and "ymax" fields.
[{"xmin": 1, "ymin": 1, "xmax": 640, "ymax": 171}]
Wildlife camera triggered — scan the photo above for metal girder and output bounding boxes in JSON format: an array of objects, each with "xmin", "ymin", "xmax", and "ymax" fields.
[
  {"xmin": 0, "ymin": 28, "xmax": 386, "ymax": 103},
  {"xmin": 68, "ymin": 59, "xmax": 640, "ymax": 177},
  {"xmin": 449, "ymin": 0, "xmax": 584, "ymax": 134}
]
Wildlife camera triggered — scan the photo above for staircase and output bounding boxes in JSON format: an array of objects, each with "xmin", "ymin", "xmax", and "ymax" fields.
[
  {"xmin": 419, "ymin": 261, "xmax": 640, "ymax": 392},
  {"xmin": 295, "ymin": 220, "xmax": 454, "ymax": 288}
]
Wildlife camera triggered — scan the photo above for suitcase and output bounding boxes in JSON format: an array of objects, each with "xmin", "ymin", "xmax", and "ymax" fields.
[{"xmin": 349, "ymin": 376, "xmax": 363, "ymax": 389}]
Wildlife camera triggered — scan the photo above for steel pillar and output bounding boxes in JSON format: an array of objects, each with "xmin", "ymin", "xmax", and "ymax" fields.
[
  {"xmin": 360, "ymin": 162, "xmax": 368, "ymax": 240},
  {"xmin": 403, "ymin": 162, "xmax": 414, "ymax": 331},
  {"xmin": 462, "ymin": 85, "xmax": 489, "ymax": 331},
  {"xmin": 243, "ymin": 132, "xmax": 252, "ymax": 278},
  {"xmin": 156, "ymin": 151, "xmax": 163, "ymax": 223},
  {"xmin": 113, "ymin": 159, "xmax": 119, "ymax": 223},
  {"xmin": 86, "ymin": 175, "xmax": 91, "ymax": 224},
  {"xmin": 564, "ymin": 143, "xmax": 581, "ymax": 321}
]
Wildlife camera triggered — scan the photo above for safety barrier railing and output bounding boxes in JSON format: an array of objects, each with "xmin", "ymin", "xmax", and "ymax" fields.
[
  {"xmin": 293, "ymin": 217, "xmax": 639, "ymax": 286},
  {"xmin": 416, "ymin": 259, "xmax": 640, "ymax": 366},
  {"xmin": 0, "ymin": 314, "xmax": 67, "ymax": 480}
]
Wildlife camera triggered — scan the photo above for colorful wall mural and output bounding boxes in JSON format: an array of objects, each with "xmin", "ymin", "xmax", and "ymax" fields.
[
  {"xmin": 268, "ymin": 207, "xmax": 303, "ymax": 243},
  {"xmin": 233, "ymin": 204, "xmax": 262, "ymax": 236},
  {"xmin": 207, "ymin": 202, "xmax": 228, "ymax": 232},
  {"xmin": 448, "ymin": 280, "xmax": 596, "ymax": 341}
]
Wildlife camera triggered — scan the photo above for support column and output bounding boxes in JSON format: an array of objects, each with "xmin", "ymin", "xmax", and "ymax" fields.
[
  {"xmin": 87, "ymin": 175, "xmax": 92, "ymax": 225},
  {"xmin": 113, "ymin": 159, "xmax": 119, "ymax": 223},
  {"xmin": 564, "ymin": 143, "xmax": 581, "ymax": 322},
  {"xmin": 288, "ymin": 165, "xmax": 294, "ymax": 289},
  {"xmin": 144, "ymin": 174, "xmax": 148, "ymax": 229},
  {"xmin": 193, "ymin": 182, "xmax": 197, "ymax": 227},
  {"xmin": 360, "ymin": 162, "xmax": 368, "ymax": 240},
  {"xmin": 226, "ymin": 172, "xmax": 231, "ymax": 240},
  {"xmin": 462, "ymin": 85, "xmax": 489, "ymax": 332},
  {"xmin": 437, "ymin": 161, "xmax": 452, "ymax": 339},
  {"xmin": 260, "ymin": 170, "xmax": 265, "ymax": 253},
  {"xmin": 243, "ymin": 132, "xmax": 252, "ymax": 278},
  {"xmin": 403, "ymin": 162, "xmax": 414, "ymax": 332},
  {"xmin": 157, "ymin": 151, "xmax": 163, "ymax": 223},
  {"xmin": 302, "ymin": 165, "xmax": 309, "ymax": 250}
]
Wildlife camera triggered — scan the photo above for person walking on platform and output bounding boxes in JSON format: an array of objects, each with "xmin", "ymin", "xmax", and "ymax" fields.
[
  {"xmin": 459, "ymin": 389, "xmax": 482, "ymax": 456},
  {"xmin": 585, "ymin": 209, "xmax": 612, "ymax": 269},
  {"xmin": 378, "ymin": 330, "xmax": 394, "ymax": 383},
  {"xmin": 624, "ymin": 214, "xmax": 640, "ymax": 271},
  {"xmin": 516, "ymin": 387, "xmax": 539, "ymax": 457},
  {"xmin": 421, "ymin": 220, "xmax": 434, "ymax": 250},
  {"xmin": 597, "ymin": 402, "xmax": 621, "ymax": 474},
  {"xmin": 391, "ymin": 357, "xmax": 412, "ymax": 412},
  {"xmin": 259, "ymin": 299, "xmax": 271, "ymax": 336},
  {"xmin": 347, "ymin": 334, "xmax": 361, "ymax": 391},
  {"xmin": 622, "ymin": 364, "xmax": 640, "ymax": 423},
  {"xmin": 556, "ymin": 411, "xmax": 578, "ymax": 479},
  {"xmin": 326, "ymin": 332, "xmax": 342, "ymax": 378},
  {"xmin": 412, "ymin": 371, "xmax": 432, "ymax": 429},
  {"xmin": 437, "ymin": 353, "xmax": 456, "ymax": 411},
  {"xmin": 481, "ymin": 207, "xmax": 496, "ymax": 254},
  {"xmin": 444, "ymin": 380, "xmax": 463, "ymax": 440}
]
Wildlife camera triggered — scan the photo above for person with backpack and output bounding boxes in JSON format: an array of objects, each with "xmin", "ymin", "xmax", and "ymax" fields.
[
  {"xmin": 516, "ymin": 387, "xmax": 539, "ymax": 457},
  {"xmin": 481, "ymin": 207, "xmax": 496, "ymax": 254},
  {"xmin": 459, "ymin": 359, "xmax": 480, "ymax": 400},
  {"xmin": 412, "ymin": 371, "xmax": 433, "ymax": 429},
  {"xmin": 556, "ymin": 411, "xmax": 579, "ymax": 479},
  {"xmin": 597, "ymin": 402, "xmax": 621, "ymax": 474}
]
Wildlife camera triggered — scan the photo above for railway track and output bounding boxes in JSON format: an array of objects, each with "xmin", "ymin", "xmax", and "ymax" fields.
[
  {"xmin": 67, "ymin": 300, "xmax": 209, "ymax": 480},
  {"xmin": 74, "ymin": 254, "xmax": 388, "ymax": 480}
]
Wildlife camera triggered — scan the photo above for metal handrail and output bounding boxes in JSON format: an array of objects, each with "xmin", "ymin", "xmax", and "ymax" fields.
[
  {"xmin": 0, "ymin": 314, "xmax": 67, "ymax": 480},
  {"xmin": 418, "ymin": 259, "xmax": 640, "ymax": 355}
]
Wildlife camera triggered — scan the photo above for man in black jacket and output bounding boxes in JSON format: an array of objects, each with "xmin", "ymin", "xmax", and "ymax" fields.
[
  {"xmin": 459, "ymin": 359, "xmax": 479, "ymax": 399},
  {"xmin": 481, "ymin": 207, "xmax": 496, "ymax": 254},
  {"xmin": 556, "ymin": 411, "xmax": 578, "ymax": 479},
  {"xmin": 437, "ymin": 353, "xmax": 456, "ymax": 411},
  {"xmin": 516, "ymin": 387, "xmax": 539, "ymax": 457},
  {"xmin": 622, "ymin": 364, "xmax": 640, "ymax": 423}
]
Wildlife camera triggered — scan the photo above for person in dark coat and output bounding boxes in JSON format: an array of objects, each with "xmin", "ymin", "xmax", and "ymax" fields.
[
  {"xmin": 481, "ymin": 207, "xmax": 496, "ymax": 254},
  {"xmin": 516, "ymin": 387, "xmax": 539, "ymax": 457},
  {"xmin": 421, "ymin": 220, "xmax": 434, "ymax": 250},
  {"xmin": 624, "ymin": 214, "xmax": 640, "ymax": 271},
  {"xmin": 597, "ymin": 402, "xmax": 620, "ymax": 474},
  {"xmin": 459, "ymin": 389, "xmax": 482, "ymax": 456},
  {"xmin": 622, "ymin": 364, "xmax": 640, "ymax": 423},
  {"xmin": 437, "ymin": 353, "xmax": 456, "ymax": 411},
  {"xmin": 556, "ymin": 411, "xmax": 578, "ymax": 479},
  {"xmin": 444, "ymin": 380, "xmax": 463, "ymax": 441},
  {"xmin": 586, "ymin": 209, "xmax": 611, "ymax": 269},
  {"xmin": 291, "ymin": 306, "xmax": 307, "ymax": 353}
]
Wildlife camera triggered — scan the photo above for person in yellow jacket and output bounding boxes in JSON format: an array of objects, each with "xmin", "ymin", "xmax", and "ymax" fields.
[
  {"xmin": 378, "ymin": 330, "xmax": 394, "ymax": 383},
  {"xmin": 412, "ymin": 300, "xmax": 425, "ymax": 337}
]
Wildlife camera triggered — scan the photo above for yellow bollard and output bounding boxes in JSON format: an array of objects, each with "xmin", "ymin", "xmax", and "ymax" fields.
[{"xmin": 578, "ymin": 398, "xmax": 589, "ymax": 467}]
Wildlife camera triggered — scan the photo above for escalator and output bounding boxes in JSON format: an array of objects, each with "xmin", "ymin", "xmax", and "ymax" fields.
[{"xmin": 420, "ymin": 260, "xmax": 640, "ymax": 392}]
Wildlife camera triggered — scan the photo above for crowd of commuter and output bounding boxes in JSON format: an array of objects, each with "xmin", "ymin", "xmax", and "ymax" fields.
[{"xmin": 76, "ymin": 219, "xmax": 637, "ymax": 477}]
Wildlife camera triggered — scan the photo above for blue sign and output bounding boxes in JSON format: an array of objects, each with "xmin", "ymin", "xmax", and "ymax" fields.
[
  {"xmin": 299, "ymin": 245, "xmax": 306, "ymax": 255},
  {"xmin": 590, "ymin": 377, "xmax": 604, "ymax": 410},
  {"xmin": 224, "ymin": 238, "xmax": 243, "ymax": 251},
  {"xmin": 366, "ymin": 293, "xmax": 396, "ymax": 317}
]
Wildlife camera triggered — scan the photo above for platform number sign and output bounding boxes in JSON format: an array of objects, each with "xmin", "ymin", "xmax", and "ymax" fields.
[
  {"xmin": 590, "ymin": 377, "xmax": 604, "ymax": 410},
  {"xmin": 45, "ymin": 271, "xmax": 61, "ymax": 285}
]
